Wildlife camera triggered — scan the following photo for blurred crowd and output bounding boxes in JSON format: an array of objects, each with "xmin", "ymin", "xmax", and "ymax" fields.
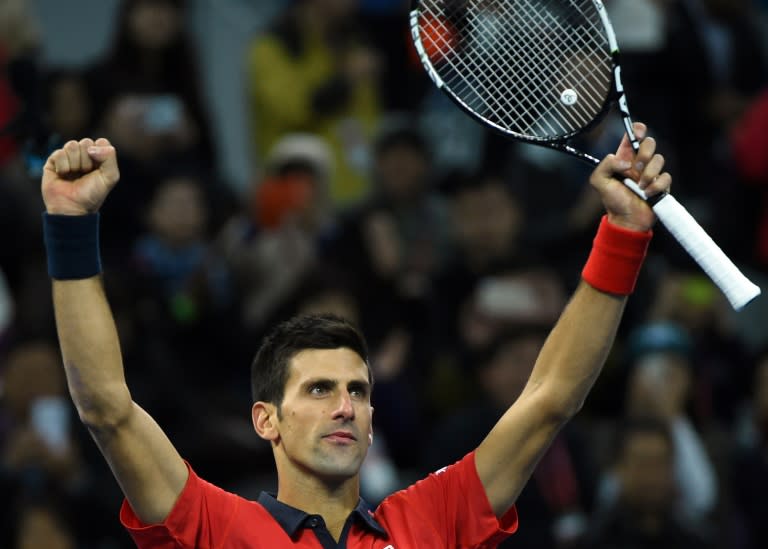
[{"xmin": 1, "ymin": 0, "xmax": 768, "ymax": 547}]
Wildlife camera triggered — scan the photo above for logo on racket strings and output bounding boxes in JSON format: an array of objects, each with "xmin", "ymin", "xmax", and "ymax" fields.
[{"xmin": 560, "ymin": 89, "xmax": 578, "ymax": 106}]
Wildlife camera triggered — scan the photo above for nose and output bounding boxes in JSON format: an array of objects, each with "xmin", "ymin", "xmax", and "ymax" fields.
[{"xmin": 331, "ymin": 391, "xmax": 355, "ymax": 421}]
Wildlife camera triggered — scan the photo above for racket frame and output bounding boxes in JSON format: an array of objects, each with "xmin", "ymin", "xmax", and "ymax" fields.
[
  {"xmin": 409, "ymin": 0, "xmax": 640, "ymax": 166},
  {"xmin": 409, "ymin": 0, "xmax": 761, "ymax": 309}
]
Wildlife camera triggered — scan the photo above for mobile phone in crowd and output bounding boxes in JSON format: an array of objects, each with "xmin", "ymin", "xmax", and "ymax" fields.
[{"xmin": 30, "ymin": 396, "xmax": 71, "ymax": 455}]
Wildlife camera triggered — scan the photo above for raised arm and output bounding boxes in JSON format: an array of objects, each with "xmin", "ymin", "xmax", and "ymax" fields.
[
  {"xmin": 42, "ymin": 139, "xmax": 187, "ymax": 524},
  {"xmin": 475, "ymin": 124, "xmax": 672, "ymax": 516}
]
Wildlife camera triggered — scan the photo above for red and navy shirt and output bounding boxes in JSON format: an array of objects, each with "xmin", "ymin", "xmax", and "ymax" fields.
[{"xmin": 121, "ymin": 451, "xmax": 518, "ymax": 548}]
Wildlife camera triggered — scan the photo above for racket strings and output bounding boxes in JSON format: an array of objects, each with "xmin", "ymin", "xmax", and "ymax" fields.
[
  {"xmin": 416, "ymin": 0, "xmax": 614, "ymax": 139},
  {"xmin": 467, "ymin": 2, "xmax": 598, "ymax": 134}
]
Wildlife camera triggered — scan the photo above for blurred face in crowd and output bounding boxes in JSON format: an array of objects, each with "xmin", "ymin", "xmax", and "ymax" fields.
[
  {"xmin": 298, "ymin": 291, "xmax": 360, "ymax": 327},
  {"xmin": 17, "ymin": 505, "xmax": 74, "ymax": 549},
  {"xmin": 259, "ymin": 348, "xmax": 373, "ymax": 484},
  {"xmin": 755, "ymin": 356, "xmax": 768, "ymax": 440},
  {"xmin": 627, "ymin": 353, "xmax": 690, "ymax": 420},
  {"xmin": 451, "ymin": 178, "xmax": 522, "ymax": 269},
  {"xmin": 308, "ymin": 0, "xmax": 356, "ymax": 23},
  {"xmin": 479, "ymin": 334, "xmax": 546, "ymax": 408},
  {"xmin": 617, "ymin": 430, "xmax": 675, "ymax": 514},
  {"xmin": 3, "ymin": 342, "xmax": 64, "ymax": 421},
  {"xmin": 127, "ymin": 0, "xmax": 181, "ymax": 50},
  {"xmin": 148, "ymin": 177, "xmax": 207, "ymax": 247},
  {"xmin": 375, "ymin": 144, "xmax": 430, "ymax": 203},
  {"xmin": 48, "ymin": 75, "xmax": 91, "ymax": 140}
]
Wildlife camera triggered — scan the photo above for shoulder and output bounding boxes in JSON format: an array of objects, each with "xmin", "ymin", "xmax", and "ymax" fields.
[{"xmin": 122, "ymin": 465, "xmax": 282, "ymax": 548}]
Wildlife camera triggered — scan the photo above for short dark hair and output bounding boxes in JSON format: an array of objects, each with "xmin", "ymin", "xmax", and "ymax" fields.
[
  {"xmin": 373, "ymin": 125, "xmax": 430, "ymax": 159},
  {"xmin": 250, "ymin": 314, "xmax": 371, "ymax": 408}
]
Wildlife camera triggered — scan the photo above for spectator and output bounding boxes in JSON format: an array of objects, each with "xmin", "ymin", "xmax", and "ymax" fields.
[
  {"xmin": 586, "ymin": 417, "xmax": 714, "ymax": 548},
  {"xmin": 89, "ymin": 0, "xmax": 216, "ymax": 171},
  {"xmin": 730, "ymin": 87, "xmax": 768, "ymax": 270},
  {"xmin": 43, "ymin": 69, "xmax": 94, "ymax": 144},
  {"xmin": 246, "ymin": 0, "xmax": 381, "ymax": 204},
  {"xmin": 431, "ymin": 168, "xmax": 563, "ymax": 396},
  {"xmin": 647, "ymin": 273, "xmax": 752, "ymax": 424},
  {"xmin": 730, "ymin": 350, "xmax": 768, "ymax": 549},
  {"xmin": 1, "ymin": 341, "xmax": 84, "ymax": 495},
  {"xmin": 133, "ymin": 175, "xmax": 233, "ymax": 387},
  {"xmin": 0, "ymin": 0, "xmax": 38, "ymax": 169},
  {"xmin": 596, "ymin": 322, "xmax": 719, "ymax": 527},
  {"xmin": 423, "ymin": 319, "xmax": 595, "ymax": 549},
  {"xmin": 83, "ymin": 0, "xmax": 221, "ymax": 260},
  {"xmin": 12, "ymin": 499, "xmax": 75, "ymax": 549},
  {"xmin": 218, "ymin": 133, "xmax": 332, "ymax": 335},
  {"xmin": 328, "ymin": 124, "xmax": 451, "ymax": 341}
]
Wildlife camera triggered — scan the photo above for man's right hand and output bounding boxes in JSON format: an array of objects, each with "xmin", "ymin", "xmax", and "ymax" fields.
[{"xmin": 42, "ymin": 138, "xmax": 120, "ymax": 215}]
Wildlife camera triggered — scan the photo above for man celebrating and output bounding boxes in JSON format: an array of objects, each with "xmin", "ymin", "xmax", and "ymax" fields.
[{"xmin": 40, "ymin": 124, "xmax": 669, "ymax": 548}]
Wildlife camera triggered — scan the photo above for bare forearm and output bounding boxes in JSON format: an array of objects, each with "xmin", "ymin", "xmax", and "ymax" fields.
[
  {"xmin": 526, "ymin": 281, "xmax": 626, "ymax": 417},
  {"xmin": 53, "ymin": 277, "xmax": 132, "ymax": 427}
]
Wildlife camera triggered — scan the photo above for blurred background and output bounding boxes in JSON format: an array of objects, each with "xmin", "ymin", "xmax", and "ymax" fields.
[{"xmin": 1, "ymin": 0, "xmax": 768, "ymax": 547}]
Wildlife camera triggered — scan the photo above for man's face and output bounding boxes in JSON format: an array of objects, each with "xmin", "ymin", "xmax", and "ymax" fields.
[
  {"xmin": 271, "ymin": 348, "xmax": 373, "ymax": 482},
  {"xmin": 452, "ymin": 181, "xmax": 521, "ymax": 266},
  {"xmin": 617, "ymin": 431, "xmax": 675, "ymax": 513}
]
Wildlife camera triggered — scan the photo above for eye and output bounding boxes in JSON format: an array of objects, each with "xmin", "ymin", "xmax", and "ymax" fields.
[
  {"xmin": 308, "ymin": 383, "xmax": 330, "ymax": 396},
  {"xmin": 349, "ymin": 384, "xmax": 369, "ymax": 399}
]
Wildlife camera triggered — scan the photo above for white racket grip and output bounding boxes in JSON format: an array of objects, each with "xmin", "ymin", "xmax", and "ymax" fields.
[{"xmin": 650, "ymin": 193, "xmax": 761, "ymax": 310}]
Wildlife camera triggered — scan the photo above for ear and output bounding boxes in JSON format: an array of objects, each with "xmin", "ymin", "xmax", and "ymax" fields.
[
  {"xmin": 252, "ymin": 401, "xmax": 279, "ymax": 442},
  {"xmin": 368, "ymin": 405, "xmax": 374, "ymax": 447}
]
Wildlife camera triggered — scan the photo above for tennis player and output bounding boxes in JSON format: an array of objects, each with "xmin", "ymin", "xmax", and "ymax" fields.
[{"xmin": 40, "ymin": 123, "xmax": 669, "ymax": 548}]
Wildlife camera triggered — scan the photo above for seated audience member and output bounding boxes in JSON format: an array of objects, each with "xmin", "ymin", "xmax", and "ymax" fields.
[
  {"xmin": 586, "ymin": 417, "xmax": 715, "ymax": 549},
  {"xmin": 596, "ymin": 322, "xmax": 719, "ymax": 527},
  {"xmin": 43, "ymin": 69, "xmax": 94, "ymax": 144},
  {"xmin": 423, "ymin": 277, "xmax": 595, "ymax": 549},
  {"xmin": 218, "ymin": 134, "xmax": 332, "ymax": 335},
  {"xmin": 246, "ymin": 0, "xmax": 380, "ymax": 203},
  {"xmin": 89, "ymin": 0, "xmax": 216, "ymax": 171},
  {"xmin": 730, "ymin": 350, "xmax": 768, "ymax": 549},
  {"xmin": 327, "ymin": 124, "xmax": 451, "ymax": 348},
  {"xmin": 1, "ymin": 341, "xmax": 84, "ymax": 493}
]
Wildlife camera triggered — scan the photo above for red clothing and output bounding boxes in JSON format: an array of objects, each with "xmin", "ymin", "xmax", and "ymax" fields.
[
  {"xmin": 731, "ymin": 89, "xmax": 768, "ymax": 264},
  {"xmin": 0, "ymin": 46, "xmax": 20, "ymax": 166},
  {"xmin": 121, "ymin": 451, "xmax": 518, "ymax": 548}
]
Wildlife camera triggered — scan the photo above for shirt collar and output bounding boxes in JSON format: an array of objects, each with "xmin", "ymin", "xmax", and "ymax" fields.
[{"xmin": 257, "ymin": 492, "xmax": 387, "ymax": 537}]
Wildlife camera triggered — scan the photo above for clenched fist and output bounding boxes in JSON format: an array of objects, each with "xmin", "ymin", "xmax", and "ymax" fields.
[{"xmin": 42, "ymin": 138, "xmax": 120, "ymax": 216}]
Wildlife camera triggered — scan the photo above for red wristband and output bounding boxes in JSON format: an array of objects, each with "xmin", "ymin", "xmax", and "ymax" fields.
[{"xmin": 582, "ymin": 216, "xmax": 652, "ymax": 295}]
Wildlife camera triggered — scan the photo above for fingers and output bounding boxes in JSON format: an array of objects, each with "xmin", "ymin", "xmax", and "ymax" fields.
[
  {"xmin": 614, "ymin": 123, "xmax": 672, "ymax": 198},
  {"xmin": 615, "ymin": 122, "xmax": 647, "ymax": 161},
  {"xmin": 43, "ymin": 138, "xmax": 120, "ymax": 190},
  {"xmin": 633, "ymin": 138, "xmax": 672, "ymax": 197},
  {"xmin": 48, "ymin": 138, "xmax": 100, "ymax": 175},
  {"xmin": 88, "ymin": 138, "xmax": 120, "ymax": 186}
]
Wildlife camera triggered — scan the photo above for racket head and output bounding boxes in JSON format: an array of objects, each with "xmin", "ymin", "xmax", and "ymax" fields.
[{"xmin": 410, "ymin": 0, "xmax": 620, "ymax": 147}]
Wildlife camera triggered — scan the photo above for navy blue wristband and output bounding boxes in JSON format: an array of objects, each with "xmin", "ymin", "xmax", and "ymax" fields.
[{"xmin": 43, "ymin": 213, "xmax": 102, "ymax": 280}]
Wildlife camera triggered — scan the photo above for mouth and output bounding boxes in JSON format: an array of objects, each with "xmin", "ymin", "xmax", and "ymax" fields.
[{"xmin": 323, "ymin": 431, "xmax": 357, "ymax": 444}]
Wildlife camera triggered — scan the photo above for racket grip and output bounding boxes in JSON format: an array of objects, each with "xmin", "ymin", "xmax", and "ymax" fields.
[{"xmin": 639, "ymin": 188, "xmax": 761, "ymax": 310}]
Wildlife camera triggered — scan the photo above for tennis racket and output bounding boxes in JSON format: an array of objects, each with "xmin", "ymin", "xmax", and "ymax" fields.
[{"xmin": 410, "ymin": 0, "xmax": 761, "ymax": 310}]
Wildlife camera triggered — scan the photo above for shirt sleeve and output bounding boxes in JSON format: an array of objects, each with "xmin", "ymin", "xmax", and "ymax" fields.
[
  {"xmin": 120, "ymin": 463, "xmax": 241, "ymax": 549},
  {"xmin": 381, "ymin": 451, "xmax": 518, "ymax": 548}
]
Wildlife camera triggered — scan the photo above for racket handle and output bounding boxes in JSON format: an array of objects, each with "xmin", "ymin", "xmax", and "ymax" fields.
[{"xmin": 622, "ymin": 179, "xmax": 761, "ymax": 310}]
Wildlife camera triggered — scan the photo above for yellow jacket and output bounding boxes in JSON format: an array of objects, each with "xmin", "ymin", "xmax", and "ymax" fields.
[{"xmin": 247, "ymin": 28, "xmax": 380, "ymax": 205}]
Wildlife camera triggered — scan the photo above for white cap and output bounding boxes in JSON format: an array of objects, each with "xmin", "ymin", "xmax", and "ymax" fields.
[{"xmin": 267, "ymin": 133, "xmax": 333, "ymax": 183}]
